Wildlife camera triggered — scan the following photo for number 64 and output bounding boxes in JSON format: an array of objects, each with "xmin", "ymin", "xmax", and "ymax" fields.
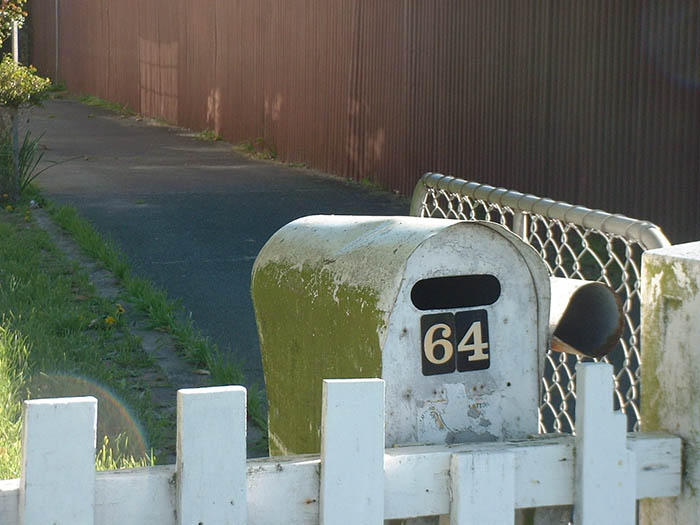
[{"xmin": 423, "ymin": 321, "xmax": 489, "ymax": 365}]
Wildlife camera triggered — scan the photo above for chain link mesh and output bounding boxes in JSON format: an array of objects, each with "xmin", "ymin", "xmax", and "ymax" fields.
[{"xmin": 417, "ymin": 186, "xmax": 650, "ymax": 433}]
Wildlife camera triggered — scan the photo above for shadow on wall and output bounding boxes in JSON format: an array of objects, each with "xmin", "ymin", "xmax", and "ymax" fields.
[
  {"xmin": 139, "ymin": 37, "xmax": 178, "ymax": 122},
  {"xmin": 265, "ymin": 93, "xmax": 283, "ymax": 124},
  {"xmin": 346, "ymin": 98, "xmax": 386, "ymax": 183},
  {"xmin": 207, "ymin": 87, "xmax": 221, "ymax": 136}
]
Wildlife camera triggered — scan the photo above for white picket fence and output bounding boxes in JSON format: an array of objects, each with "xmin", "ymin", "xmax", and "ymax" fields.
[{"xmin": 0, "ymin": 363, "xmax": 680, "ymax": 524}]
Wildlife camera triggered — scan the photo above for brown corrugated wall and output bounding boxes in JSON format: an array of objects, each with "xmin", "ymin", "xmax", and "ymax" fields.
[{"xmin": 27, "ymin": 0, "xmax": 700, "ymax": 243}]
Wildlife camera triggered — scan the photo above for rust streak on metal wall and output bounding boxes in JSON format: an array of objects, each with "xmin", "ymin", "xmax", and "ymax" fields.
[{"xmin": 28, "ymin": 0, "xmax": 700, "ymax": 242}]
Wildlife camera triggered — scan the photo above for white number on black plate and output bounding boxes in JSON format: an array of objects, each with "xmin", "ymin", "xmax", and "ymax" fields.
[{"xmin": 421, "ymin": 310, "xmax": 490, "ymax": 376}]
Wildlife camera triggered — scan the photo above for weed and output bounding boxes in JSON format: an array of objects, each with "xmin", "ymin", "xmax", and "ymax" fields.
[
  {"xmin": 195, "ymin": 129, "xmax": 221, "ymax": 142},
  {"xmin": 78, "ymin": 95, "xmax": 135, "ymax": 117},
  {"xmin": 234, "ymin": 137, "xmax": 277, "ymax": 161},
  {"xmin": 359, "ymin": 176, "xmax": 383, "ymax": 192},
  {"xmin": 0, "ymin": 129, "xmax": 65, "ymax": 196}
]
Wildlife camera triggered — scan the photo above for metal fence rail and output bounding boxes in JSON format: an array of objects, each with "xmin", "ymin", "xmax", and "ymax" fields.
[{"xmin": 410, "ymin": 172, "xmax": 671, "ymax": 433}]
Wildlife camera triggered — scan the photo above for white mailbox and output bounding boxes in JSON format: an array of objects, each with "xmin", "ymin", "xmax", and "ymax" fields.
[
  {"xmin": 252, "ymin": 215, "xmax": 559, "ymax": 455},
  {"xmin": 252, "ymin": 215, "xmax": 625, "ymax": 458}
]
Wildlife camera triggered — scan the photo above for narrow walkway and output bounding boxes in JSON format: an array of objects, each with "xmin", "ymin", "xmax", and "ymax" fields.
[{"xmin": 28, "ymin": 98, "xmax": 410, "ymax": 390}]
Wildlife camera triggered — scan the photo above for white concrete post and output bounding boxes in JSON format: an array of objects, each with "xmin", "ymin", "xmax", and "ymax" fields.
[
  {"xmin": 574, "ymin": 363, "xmax": 636, "ymax": 525},
  {"xmin": 20, "ymin": 396, "xmax": 97, "ymax": 525},
  {"xmin": 640, "ymin": 241, "xmax": 700, "ymax": 524},
  {"xmin": 176, "ymin": 386, "xmax": 247, "ymax": 525},
  {"xmin": 320, "ymin": 379, "xmax": 385, "ymax": 525}
]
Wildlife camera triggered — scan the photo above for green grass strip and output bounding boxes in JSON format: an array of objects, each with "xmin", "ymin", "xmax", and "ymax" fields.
[
  {"xmin": 77, "ymin": 95, "xmax": 136, "ymax": 117},
  {"xmin": 0, "ymin": 204, "xmax": 160, "ymax": 477},
  {"xmin": 49, "ymin": 204, "xmax": 267, "ymax": 430},
  {"xmin": 0, "ymin": 326, "xmax": 26, "ymax": 477}
]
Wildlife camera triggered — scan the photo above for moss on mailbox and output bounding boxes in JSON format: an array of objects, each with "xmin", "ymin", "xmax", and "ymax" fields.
[{"xmin": 252, "ymin": 261, "xmax": 384, "ymax": 455}]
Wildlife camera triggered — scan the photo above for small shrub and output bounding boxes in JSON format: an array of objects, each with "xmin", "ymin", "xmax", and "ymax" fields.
[
  {"xmin": 0, "ymin": 55, "xmax": 50, "ymax": 110},
  {"xmin": 0, "ymin": 54, "xmax": 51, "ymax": 202}
]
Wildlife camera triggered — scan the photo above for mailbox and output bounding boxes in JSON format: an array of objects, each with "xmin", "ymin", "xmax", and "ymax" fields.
[
  {"xmin": 252, "ymin": 215, "xmax": 561, "ymax": 455},
  {"xmin": 252, "ymin": 215, "xmax": 623, "ymax": 457}
]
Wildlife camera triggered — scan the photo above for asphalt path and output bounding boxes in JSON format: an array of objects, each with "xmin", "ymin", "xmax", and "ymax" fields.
[{"xmin": 28, "ymin": 99, "xmax": 410, "ymax": 388}]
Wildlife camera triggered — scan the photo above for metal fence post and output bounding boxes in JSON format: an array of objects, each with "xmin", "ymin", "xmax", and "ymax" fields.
[
  {"xmin": 512, "ymin": 211, "xmax": 527, "ymax": 240},
  {"xmin": 409, "ymin": 178, "xmax": 430, "ymax": 217},
  {"xmin": 55, "ymin": 0, "xmax": 60, "ymax": 79},
  {"xmin": 12, "ymin": 21, "xmax": 19, "ymax": 63}
]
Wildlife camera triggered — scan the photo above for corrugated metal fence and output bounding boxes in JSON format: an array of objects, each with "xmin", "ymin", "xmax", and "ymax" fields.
[{"xmin": 27, "ymin": 0, "xmax": 700, "ymax": 243}]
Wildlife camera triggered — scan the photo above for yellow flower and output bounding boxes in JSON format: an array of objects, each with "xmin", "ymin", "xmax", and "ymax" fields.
[
  {"xmin": 4, "ymin": 205, "xmax": 13, "ymax": 212},
  {"xmin": 104, "ymin": 316, "xmax": 117, "ymax": 326},
  {"xmin": 115, "ymin": 304, "xmax": 126, "ymax": 314}
]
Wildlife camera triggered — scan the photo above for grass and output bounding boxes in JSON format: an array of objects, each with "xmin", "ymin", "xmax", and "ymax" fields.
[
  {"xmin": 0, "ymin": 193, "xmax": 267, "ymax": 479},
  {"xmin": 0, "ymin": 198, "xmax": 162, "ymax": 478},
  {"xmin": 77, "ymin": 95, "xmax": 135, "ymax": 117},
  {"xmin": 0, "ymin": 326, "xmax": 26, "ymax": 477},
  {"xmin": 359, "ymin": 176, "xmax": 384, "ymax": 192},
  {"xmin": 48, "ymin": 204, "xmax": 267, "ymax": 430},
  {"xmin": 96, "ymin": 434, "xmax": 156, "ymax": 471}
]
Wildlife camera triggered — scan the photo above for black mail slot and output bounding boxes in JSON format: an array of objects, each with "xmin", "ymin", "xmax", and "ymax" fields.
[{"xmin": 411, "ymin": 275, "xmax": 501, "ymax": 311}]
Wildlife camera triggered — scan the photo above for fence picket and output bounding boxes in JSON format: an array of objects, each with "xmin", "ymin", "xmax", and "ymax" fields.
[
  {"xmin": 176, "ymin": 386, "xmax": 247, "ymax": 524},
  {"xmin": 320, "ymin": 379, "xmax": 385, "ymax": 524},
  {"xmin": 575, "ymin": 363, "xmax": 636, "ymax": 525},
  {"xmin": 449, "ymin": 451, "xmax": 515, "ymax": 524},
  {"xmin": 20, "ymin": 396, "xmax": 97, "ymax": 525}
]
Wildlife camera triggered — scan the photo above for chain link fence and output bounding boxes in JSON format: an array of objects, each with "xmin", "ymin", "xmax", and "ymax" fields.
[{"xmin": 410, "ymin": 173, "xmax": 671, "ymax": 433}]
